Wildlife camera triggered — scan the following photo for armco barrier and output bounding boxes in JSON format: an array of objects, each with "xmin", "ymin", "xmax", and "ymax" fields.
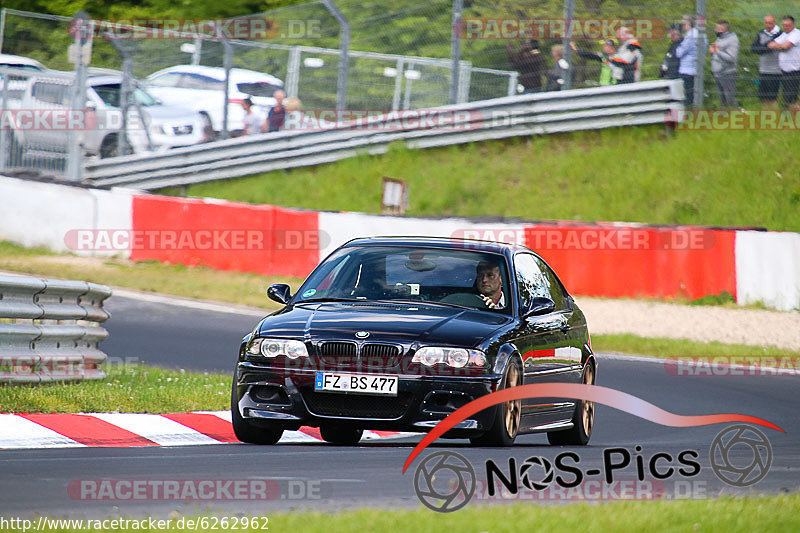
[
  {"xmin": 83, "ymin": 80, "xmax": 685, "ymax": 190},
  {"xmin": 0, "ymin": 274, "xmax": 112, "ymax": 383}
]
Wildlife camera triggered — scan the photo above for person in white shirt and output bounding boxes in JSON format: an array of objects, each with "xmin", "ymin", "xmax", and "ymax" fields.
[
  {"xmin": 241, "ymin": 97, "xmax": 263, "ymax": 135},
  {"xmin": 768, "ymin": 15, "xmax": 800, "ymax": 110}
]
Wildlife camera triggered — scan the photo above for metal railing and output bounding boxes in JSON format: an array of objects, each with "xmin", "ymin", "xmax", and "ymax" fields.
[
  {"xmin": 0, "ymin": 274, "xmax": 112, "ymax": 383},
  {"xmin": 85, "ymin": 79, "xmax": 684, "ymax": 190}
]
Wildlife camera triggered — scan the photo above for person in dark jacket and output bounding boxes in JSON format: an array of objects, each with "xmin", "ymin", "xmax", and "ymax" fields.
[
  {"xmin": 506, "ymin": 40, "xmax": 547, "ymax": 93},
  {"xmin": 660, "ymin": 24, "xmax": 683, "ymax": 79},
  {"xmin": 545, "ymin": 45, "xmax": 568, "ymax": 91},
  {"xmin": 751, "ymin": 14, "xmax": 782, "ymax": 107}
]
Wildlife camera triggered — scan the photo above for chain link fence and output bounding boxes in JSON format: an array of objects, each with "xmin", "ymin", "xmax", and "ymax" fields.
[{"xmin": 2, "ymin": 1, "xmax": 800, "ymax": 180}]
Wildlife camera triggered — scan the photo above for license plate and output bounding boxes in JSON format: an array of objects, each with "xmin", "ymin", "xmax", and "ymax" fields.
[{"xmin": 314, "ymin": 372, "xmax": 398, "ymax": 396}]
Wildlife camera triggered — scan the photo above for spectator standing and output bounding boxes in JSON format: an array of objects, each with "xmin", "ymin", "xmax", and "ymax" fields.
[
  {"xmin": 751, "ymin": 15, "xmax": 782, "ymax": 108},
  {"xmin": 660, "ymin": 24, "xmax": 683, "ymax": 79},
  {"xmin": 506, "ymin": 40, "xmax": 547, "ymax": 93},
  {"xmin": 241, "ymin": 98, "xmax": 263, "ymax": 135},
  {"xmin": 615, "ymin": 27, "xmax": 643, "ymax": 82},
  {"xmin": 570, "ymin": 39, "xmax": 621, "ymax": 86},
  {"xmin": 264, "ymin": 89, "xmax": 287, "ymax": 132},
  {"xmin": 676, "ymin": 15, "xmax": 708, "ymax": 106},
  {"xmin": 709, "ymin": 20, "xmax": 739, "ymax": 108},
  {"xmin": 545, "ymin": 45, "xmax": 569, "ymax": 91},
  {"xmin": 768, "ymin": 15, "xmax": 800, "ymax": 111}
]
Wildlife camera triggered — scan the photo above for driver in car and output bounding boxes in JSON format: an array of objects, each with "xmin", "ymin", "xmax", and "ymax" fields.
[{"xmin": 475, "ymin": 261, "xmax": 505, "ymax": 309}]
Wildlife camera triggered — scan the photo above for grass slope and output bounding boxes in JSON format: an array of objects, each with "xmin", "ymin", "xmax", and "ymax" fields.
[{"xmin": 163, "ymin": 127, "xmax": 800, "ymax": 231}]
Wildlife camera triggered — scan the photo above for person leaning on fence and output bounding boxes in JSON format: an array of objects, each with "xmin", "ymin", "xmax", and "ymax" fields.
[
  {"xmin": 676, "ymin": 14, "xmax": 708, "ymax": 106},
  {"xmin": 768, "ymin": 15, "xmax": 800, "ymax": 111},
  {"xmin": 506, "ymin": 40, "xmax": 547, "ymax": 93},
  {"xmin": 615, "ymin": 27, "xmax": 643, "ymax": 82},
  {"xmin": 545, "ymin": 45, "xmax": 569, "ymax": 91},
  {"xmin": 660, "ymin": 24, "xmax": 683, "ymax": 79},
  {"xmin": 569, "ymin": 39, "xmax": 620, "ymax": 85},
  {"xmin": 710, "ymin": 20, "xmax": 740, "ymax": 108},
  {"xmin": 264, "ymin": 89, "xmax": 287, "ymax": 133},
  {"xmin": 751, "ymin": 14, "xmax": 782, "ymax": 108}
]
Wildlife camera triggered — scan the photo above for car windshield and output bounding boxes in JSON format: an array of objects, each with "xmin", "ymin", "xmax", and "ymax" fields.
[
  {"xmin": 295, "ymin": 246, "xmax": 511, "ymax": 313},
  {"xmin": 92, "ymin": 84, "xmax": 160, "ymax": 107}
]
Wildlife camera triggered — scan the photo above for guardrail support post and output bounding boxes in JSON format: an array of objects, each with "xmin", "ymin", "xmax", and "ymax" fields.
[
  {"xmin": 449, "ymin": 0, "xmax": 463, "ymax": 105},
  {"xmin": 322, "ymin": 0, "xmax": 349, "ymax": 112},
  {"xmin": 508, "ymin": 71, "xmax": 518, "ymax": 96},
  {"xmin": 391, "ymin": 58, "xmax": 404, "ymax": 111},
  {"xmin": 693, "ymin": 0, "xmax": 706, "ymax": 108},
  {"xmin": 286, "ymin": 46, "xmax": 301, "ymax": 98},
  {"xmin": 67, "ymin": 11, "xmax": 90, "ymax": 182},
  {"xmin": 0, "ymin": 69, "xmax": 8, "ymax": 170},
  {"xmin": 222, "ymin": 39, "xmax": 233, "ymax": 138},
  {"xmin": 105, "ymin": 34, "xmax": 133, "ymax": 157},
  {"xmin": 562, "ymin": 0, "xmax": 575, "ymax": 90}
]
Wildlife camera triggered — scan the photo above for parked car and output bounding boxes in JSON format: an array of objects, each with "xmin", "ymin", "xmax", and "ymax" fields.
[
  {"xmin": 6, "ymin": 72, "xmax": 204, "ymax": 159},
  {"xmin": 0, "ymin": 53, "xmax": 45, "ymax": 71},
  {"xmin": 232, "ymin": 237, "xmax": 596, "ymax": 447},
  {"xmin": 145, "ymin": 65, "xmax": 284, "ymax": 133}
]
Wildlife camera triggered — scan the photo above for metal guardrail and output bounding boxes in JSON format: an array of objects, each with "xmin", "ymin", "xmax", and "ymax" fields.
[
  {"xmin": 85, "ymin": 80, "xmax": 684, "ymax": 190},
  {"xmin": 0, "ymin": 274, "xmax": 112, "ymax": 383}
]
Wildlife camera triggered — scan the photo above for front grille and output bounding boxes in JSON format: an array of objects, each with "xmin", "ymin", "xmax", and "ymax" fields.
[
  {"xmin": 319, "ymin": 342, "xmax": 357, "ymax": 356},
  {"xmin": 301, "ymin": 389, "xmax": 412, "ymax": 419},
  {"xmin": 317, "ymin": 341, "xmax": 358, "ymax": 369},
  {"xmin": 361, "ymin": 344, "xmax": 400, "ymax": 357},
  {"xmin": 361, "ymin": 343, "xmax": 402, "ymax": 370}
]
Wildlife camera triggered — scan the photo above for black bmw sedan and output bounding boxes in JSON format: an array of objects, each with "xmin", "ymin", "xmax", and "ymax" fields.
[{"xmin": 232, "ymin": 237, "xmax": 596, "ymax": 447}]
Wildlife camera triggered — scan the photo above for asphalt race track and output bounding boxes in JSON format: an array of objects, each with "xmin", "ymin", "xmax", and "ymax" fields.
[{"xmin": 1, "ymin": 295, "xmax": 797, "ymax": 517}]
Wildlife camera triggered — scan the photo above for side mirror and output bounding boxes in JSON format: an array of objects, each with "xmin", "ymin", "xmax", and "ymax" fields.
[
  {"xmin": 524, "ymin": 297, "xmax": 555, "ymax": 317},
  {"xmin": 267, "ymin": 283, "xmax": 292, "ymax": 305}
]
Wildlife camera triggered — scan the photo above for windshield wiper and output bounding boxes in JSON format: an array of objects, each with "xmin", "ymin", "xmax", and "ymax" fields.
[
  {"xmin": 299, "ymin": 297, "xmax": 364, "ymax": 303},
  {"xmin": 373, "ymin": 299, "xmax": 472, "ymax": 310}
]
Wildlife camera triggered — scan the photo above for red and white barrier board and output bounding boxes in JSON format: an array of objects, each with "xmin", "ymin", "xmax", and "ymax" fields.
[{"xmin": 0, "ymin": 175, "xmax": 797, "ymax": 310}]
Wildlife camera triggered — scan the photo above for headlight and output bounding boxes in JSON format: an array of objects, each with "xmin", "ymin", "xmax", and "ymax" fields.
[
  {"xmin": 247, "ymin": 338, "xmax": 308, "ymax": 359},
  {"xmin": 412, "ymin": 347, "xmax": 487, "ymax": 368}
]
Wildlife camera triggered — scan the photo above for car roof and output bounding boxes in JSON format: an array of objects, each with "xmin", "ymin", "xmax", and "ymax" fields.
[
  {"xmin": 0, "ymin": 54, "xmax": 44, "ymax": 68},
  {"xmin": 341, "ymin": 236, "xmax": 529, "ymax": 254},
  {"xmin": 147, "ymin": 65, "xmax": 283, "ymax": 86}
]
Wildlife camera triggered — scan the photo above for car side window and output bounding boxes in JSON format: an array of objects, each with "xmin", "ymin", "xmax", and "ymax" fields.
[
  {"xmin": 178, "ymin": 73, "xmax": 224, "ymax": 91},
  {"xmin": 148, "ymin": 72, "xmax": 182, "ymax": 87},
  {"xmin": 534, "ymin": 257, "xmax": 568, "ymax": 311},
  {"xmin": 514, "ymin": 253, "xmax": 552, "ymax": 311},
  {"xmin": 32, "ymin": 82, "xmax": 69, "ymax": 106}
]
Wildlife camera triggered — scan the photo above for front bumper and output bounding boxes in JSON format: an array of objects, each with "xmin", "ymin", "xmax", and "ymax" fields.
[{"xmin": 235, "ymin": 362, "xmax": 503, "ymax": 435}]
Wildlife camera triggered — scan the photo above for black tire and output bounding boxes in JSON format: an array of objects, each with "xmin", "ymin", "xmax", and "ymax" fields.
[
  {"xmin": 230, "ymin": 374, "xmax": 284, "ymax": 445},
  {"xmin": 547, "ymin": 361, "xmax": 595, "ymax": 446},
  {"xmin": 470, "ymin": 357, "xmax": 522, "ymax": 447},
  {"xmin": 320, "ymin": 424, "xmax": 363, "ymax": 445}
]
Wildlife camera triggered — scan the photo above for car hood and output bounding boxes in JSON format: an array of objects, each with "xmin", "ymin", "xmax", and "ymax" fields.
[{"xmin": 257, "ymin": 301, "xmax": 512, "ymax": 348}]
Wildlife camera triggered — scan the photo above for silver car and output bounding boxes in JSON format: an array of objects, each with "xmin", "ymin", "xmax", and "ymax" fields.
[{"xmin": 9, "ymin": 72, "xmax": 204, "ymax": 159}]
